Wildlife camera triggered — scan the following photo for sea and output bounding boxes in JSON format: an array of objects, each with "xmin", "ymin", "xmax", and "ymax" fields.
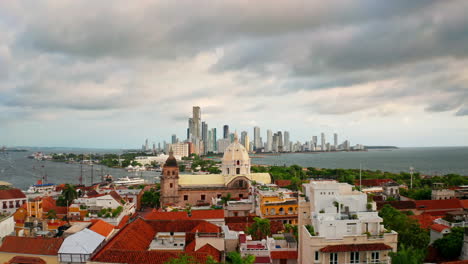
[{"xmin": 0, "ymin": 147, "xmax": 467, "ymax": 190}]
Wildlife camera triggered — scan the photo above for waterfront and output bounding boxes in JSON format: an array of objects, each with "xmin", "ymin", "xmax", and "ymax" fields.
[{"xmin": 0, "ymin": 147, "xmax": 467, "ymax": 190}]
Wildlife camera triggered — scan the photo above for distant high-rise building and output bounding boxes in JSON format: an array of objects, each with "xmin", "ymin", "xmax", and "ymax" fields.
[
  {"xmin": 284, "ymin": 131, "xmax": 290, "ymax": 152},
  {"xmin": 202, "ymin": 122, "xmax": 208, "ymax": 154},
  {"xmin": 188, "ymin": 118, "xmax": 193, "ymax": 140},
  {"xmin": 217, "ymin": 138, "xmax": 231, "ymax": 153},
  {"xmin": 334, "ymin": 133, "xmax": 338, "ymax": 150},
  {"xmin": 192, "ymin": 106, "xmax": 201, "ymax": 139},
  {"xmin": 145, "ymin": 139, "xmax": 149, "ymax": 151},
  {"xmin": 211, "ymin": 128, "xmax": 217, "ymax": 152},
  {"xmin": 241, "ymin": 131, "xmax": 248, "ymax": 147},
  {"xmin": 171, "ymin": 134, "xmax": 177, "ymax": 144},
  {"xmin": 254, "ymin": 126, "xmax": 261, "ymax": 150},
  {"xmin": 272, "ymin": 133, "xmax": 279, "ymax": 152},
  {"xmin": 312, "ymin": 136, "xmax": 318, "ymax": 146},
  {"xmin": 229, "ymin": 133, "xmax": 235, "ymax": 143},
  {"xmin": 266, "ymin": 129, "xmax": 272, "ymax": 152},
  {"xmin": 152, "ymin": 143, "xmax": 156, "ymax": 154},
  {"xmin": 321, "ymin": 133, "xmax": 325, "ymax": 151},
  {"xmin": 244, "ymin": 135, "xmax": 250, "ymax": 153},
  {"xmin": 277, "ymin": 131, "xmax": 283, "ymax": 152},
  {"xmin": 223, "ymin": 125, "xmax": 229, "ymax": 139}
]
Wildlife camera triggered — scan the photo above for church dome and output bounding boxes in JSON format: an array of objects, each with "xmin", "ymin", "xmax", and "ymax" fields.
[
  {"xmin": 164, "ymin": 151, "xmax": 178, "ymax": 167},
  {"xmin": 222, "ymin": 133, "xmax": 251, "ymax": 175}
]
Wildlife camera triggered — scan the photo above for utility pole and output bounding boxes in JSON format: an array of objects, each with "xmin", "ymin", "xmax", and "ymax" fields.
[{"xmin": 410, "ymin": 166, "xmax": 414, "ymax": 189}]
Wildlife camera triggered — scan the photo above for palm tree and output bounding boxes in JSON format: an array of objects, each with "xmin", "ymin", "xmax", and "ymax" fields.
[
  {"xmin": 220, "ymin": 193, "xmax": 232, "ymax": 206},
  {"xmin": 247, "ymin": 217, "xmax": 271, "ymax": 240},
  {"xmin": 226, "ymin": 252, "xmax": 255, "ymax": 264},
  {"xmin": 62, "ymin": 184, "xmax": 78, "ymax": 204}
]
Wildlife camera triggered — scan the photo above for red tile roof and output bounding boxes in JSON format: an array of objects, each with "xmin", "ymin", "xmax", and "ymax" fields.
[
  {"xmin": 92, "ymin": 218, "xmax": 222, "ymax": 264},
  {"xmin": 415, "ymin": 199, "xmax": 463, "ymax": 211},
  {"xmin": 271, "ymin": 251, "xmax": 298, "ymax": 259},
  {"xmin": 6, "ymin": 256, "xmax": 46, "ymax": 264},
  {"xmin": 0, "ymin": 236, "xmax": 64, "ymax": 255},
  {"xmin": 376, "ymin": 201, "xmax": 416, "ymax": 210},
  {"xmin": 109, "ymin": 191, "xmax": 123, "ymax": 203},
  {"xmin": 254, "ymin": 256, "xmax": 272, "ymax": 263},
  {"xmin": 320, "ymin": 243, "xmax": 392, "ymax": 253},
  {"xmin": 355, "ymin": 179, "xmax": 395, "ymax": 187},
  {"xmin": 275, "ymin": 180, "xmax": 292, "ymax": 188},
  {"xmin": 116, "ymin": 214, "xmax": 130, "ymax": 229},
  {"xmin": 409, "ymin": 214, "xmax": 438, "ymax": 229},
  {"xmin": 41, "ymin": 196, "xmax": 68, "ymax": 215},
  {"xmin": 89, "ymin": 219, "xmax": 115, "ymax": 237},
  {"xmin": 460, "ymin": 200, "xmax": 468, "ymax": 209},
  {"xmin": 195, "ymin": 243, "xmax": 221, "ymax": 260},
  {"xmin": 0, "ymin": 189, "xmax": 26, "ymax": 200},
  {"xmin": 430, "ymin": 223, "xmax": 450, "ymax": 232},
  {"xmin": 93, "ymin": 250, "xmax": 215, "ymax": 264},
  {"xmin": 144, "ymin": 210, "xmax": 224, "ymax": 220}
]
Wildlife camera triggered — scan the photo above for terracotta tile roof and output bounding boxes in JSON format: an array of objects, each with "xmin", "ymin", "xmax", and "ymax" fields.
[
  {"xmin": 460, "ymin": 200, "xmax": 468, "ymax": 209},
  {"xmin": 92, "ymin": 218, "xmax": 222, "ymax": 263},
  {"xmin": 409, "ymin": 214, "xmax": 438, "ymax": 229},
  {"xmin": 0, "ymin": 236, "xmax": 64, "ymax": 255},
  {"xmin": 116, "ymin": 214, "xmax": 130, "ymax": 229},
  {"xmin": 254, "ymin": 256, "xmax": 272, "ymax": 263},
  {"xmin": 93, "ymin": 249, "xmax": 214, "ymax": 264},
  {"xmin": 376, "ymin": 201, "xmax": 416, "ymax": 210},
  {"xmin": 275, "ymin": 180, "xmax": 292, "ymax": 187},
  {"xmin": 415, "ymin": 199, "xmax": 463, "ymax": 211},
  {"xmin": 320, "ymin": 243, "xmax": 392, "ymax": 253},
  {"xmin": 430, "ymin": 223, "xmax": 450, "ymax": 232},
  {"xmin": 41, "ymin": 196, "xmax": 68, "ymax": 215},
  {"xmin": 195, "ymin": 243, "xmax": 221, "ymax": 260},
  {"xmin": 6, "ymin": 256, "xmax": 46, "ymax": 264},
  {"xmin": 89, "ymin": 219, "xmax": 115, "ymax": 237},
  {"xmin": 144, "ymin": 210, "xmax": 224, "ymax": 220},
  {"xmin": 239, "ymin": 233, "xmax": 247, "ymax": 243},
  {"xmin": 109, "ymin": 190, "xmax": 123, "ymax": 203},
  {"xmin": 271, "ymin": 251, "xmax": 298, "ymax": 259},
  {"xmin": 355, "ymin": 179, "xmax": 395, "ymax": 187},
  {"xmin": 0, "ymin": 188, "xmax": 26, "ymax": 200}
]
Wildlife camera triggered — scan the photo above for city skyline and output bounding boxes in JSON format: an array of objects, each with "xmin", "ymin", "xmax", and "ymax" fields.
[{"xmin": 1, "ymin": 2, "xmax": 468, "ymax": 148}]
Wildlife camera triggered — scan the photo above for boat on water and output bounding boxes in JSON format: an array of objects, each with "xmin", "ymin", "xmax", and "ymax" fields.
[
  {"xmin": 25, "ymin": 181, "xmax": 57, "ymax": 194},
  {"xmin": 113, "ymin": 176, "xmax": 145, "ymax": 186}
]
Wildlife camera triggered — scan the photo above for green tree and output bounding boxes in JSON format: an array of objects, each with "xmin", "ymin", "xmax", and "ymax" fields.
[
  {"xmin": 287, "ymin": 177, "xmax": 302, "ymax": 191},
  {"xmin": 433, "ymin": 227, "xmax": 465, "ymax": 260},
  {"xmin": 220, "ymin": 193, "xmax": 232, "ymax": 206},
  {"xmin": 247, "ymin": 217, "xmax": 271, "ymax": 240},
  {"xmin": 379, "ymin": 204, "xmax": 429, "ymax": 250},
  {"xmin": 57, "ymin": 184, "xmax": 78, "ymax": 206},
  {"xmin": 164, "ymin": 254, "xmax": 218, "ymax": 264},
  {"xmin": 226, "ymin": 252, "xmax": 255, "ymax": 264},
  {"xmin": 46, "ymin": 209, "xmax": 57, "ymax": 219},
  {"xmin": 389, "ymin": 244, "xmax": 425, "ymax": 264},
  {"xmin": 141, "ymin": 188, "xmax": 160, "ymax": 208}
]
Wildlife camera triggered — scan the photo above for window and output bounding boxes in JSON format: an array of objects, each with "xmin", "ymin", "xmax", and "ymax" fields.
[
  {"xmin": 217, "ymin": 194, "xmax": 222, "ymax": 198},
  {"xmin": 315, "ymin": 251, "xmax": 319, "ymax": 262},
  {"xmin": 239, "ymin": 194, "xmax": 243, "ymax": 198},
  {"xmin": 184, "ymin": 195, "xmax": 188, "ymax": 201},
  {"xmin": 234, "ymin": 212, "xmax": 238, "ymax": 216},
  {"xmin": 329, "ymin": 253, "xmax": 338, "ymax": 264},
  {"xmin": 288, "ymin": 207, "xmax": 293, "ymax": 214},
  {"xmin": 201, "ymin": 194, "xmax": 206, "ymax": 200},
  {"xmin": 371, "ymin": 252, "xmax": 380, "ymax": 263},
  {"xmin": 227, "ymin": 168, "xmax": 230, "ymax": 174},
  {"xmin": 350, "ymin": 252, "xmax": 359, "ymax": 264},
  {"xmin": 237, "ymin": 160, "xmax": 240, "ymax": 165},
  {"xmin": 270, "ymin": 208, "xmax": 276, "ymax": 215},
  {"xmin": 170, "ymin": 183, "xmax": 173, "ymax": 188},
  {"xmin": 236, "ymin": 168, "xmax": 240, "ymax": 174}
]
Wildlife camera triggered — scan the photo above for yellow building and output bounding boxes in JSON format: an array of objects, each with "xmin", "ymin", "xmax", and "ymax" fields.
[{"xmin": 258, "ymin": 188, "xmax": 298, "ymax": 224}]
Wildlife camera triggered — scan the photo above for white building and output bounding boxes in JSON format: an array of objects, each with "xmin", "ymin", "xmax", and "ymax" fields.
[
  {"xmin": 298, "ymin": 181, "xmax": 397, "ymax": 264},
  {"xmin": 0, "ymin": 188, "xmax": 27, "ymax": 214},
  {"xmin": 58, "ymin": 228, "xmax": 106, "ymax": 263},
  {"xmin": 168, "ymin": 142, "xmax": 190, "ymax": 158},
  {"xmin": 0, "ymin": 214, "xmax": 14, "ymax": 241}
]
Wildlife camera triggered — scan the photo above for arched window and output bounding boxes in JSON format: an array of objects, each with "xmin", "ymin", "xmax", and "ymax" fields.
[
  {"xmin": 237, "ymin": 160, "xmax": 240, "ymax": 165},
  {"xmin": 270, "ymin": 208, "xmax": 276, "ymax": 215},
  {"xmin": 279, "ymin": 207, "xmax": 284, "ymax": 215},
  {"xmin": 288, "ymin": 207, "xmax": 293, "ymax": 214}
]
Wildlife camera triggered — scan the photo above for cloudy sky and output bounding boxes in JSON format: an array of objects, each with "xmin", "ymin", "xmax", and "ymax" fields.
[{"xmin": 1, "ymin": 1, "xmax": 468, "ymax": 148}]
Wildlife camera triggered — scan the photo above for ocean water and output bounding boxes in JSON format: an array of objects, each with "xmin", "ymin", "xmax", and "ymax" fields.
[
  {"xmin": 251, "ymin": 147, "xmax": 468, "ymax": 176},
  {"xmin": 0, "ymin": 147, "xmax": 467, "ymax": 190}
]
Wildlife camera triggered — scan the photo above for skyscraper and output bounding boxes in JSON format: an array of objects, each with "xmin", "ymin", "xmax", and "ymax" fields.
[
  {"xmin": 321, "ymin": 133, "xmax": 326, "ymax": 151},
  {"xmin": 171, "ymin": 134, "xmax": 177, "ymax": 144},
  {"xmin": 244, "ymin": 135, "xmax": 250, "ymax": 153},
  {"xmin": 312, "ymin": 136, "xmax": 318, "ymax": 146},
  {"xmin": 241, "ymin": 131, "xmax": 248, "ymax": 147},
  {"xmin": 223, "ymin": 125, "xmax": 229, "ymax": 139},
  {"xmin": 254, "ymin": 126, "xmax": 261, "ymax": 150},
  {"xmin": 334, "ymin": 133, "xmax": 338, "ymax": 150},
  {"xmin": 202, "ymin": 122, "xmax": 208, "ymax": 154},
  {"xmin": 272, "ymin": 133, "xmax": 278, "ymax": 152},
  {"xmin": 284, "ymin": 131, "xmax": 290, "ymax": 152},
  {"xmin": 266, "ymin": 129, "xmax": 272, "ymax": 152},
  {"xmin": 212, "ymin": 128, "xmax": 217, "ymax": 152},
  {"xmin": 188, "ymin": 118, "xmax": 193, "ymax": 140},
  {"xmin": 192, "ymin": 106, "xmax": 201, "ymax": 139},
  {"xmin": 277, "ymin": 131, "xmax": 283, "ymax": 152}
]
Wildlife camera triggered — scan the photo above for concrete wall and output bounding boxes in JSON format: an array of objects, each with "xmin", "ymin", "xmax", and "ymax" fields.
[{"xmin": 0, "ymin": 215, "xmax": 15, "ymax": 241}]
